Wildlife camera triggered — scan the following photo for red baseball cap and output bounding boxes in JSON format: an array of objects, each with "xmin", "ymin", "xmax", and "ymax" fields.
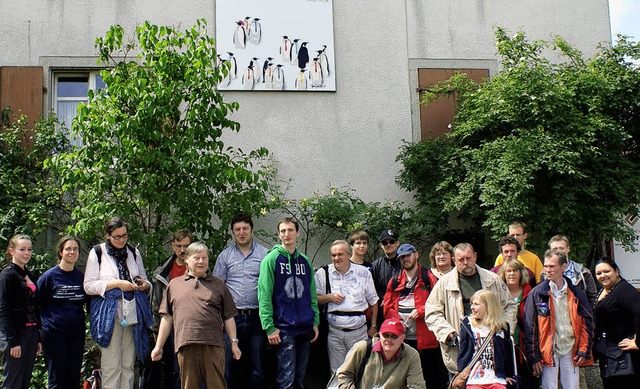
[{"xmin": 380, "ymin": 318, "xmax": 405, "ymax": 336}]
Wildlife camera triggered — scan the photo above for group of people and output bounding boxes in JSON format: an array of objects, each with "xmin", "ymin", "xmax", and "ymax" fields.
[{"xmin": 0, "ymin": 217, "xmax": 639, "ymax": 389}]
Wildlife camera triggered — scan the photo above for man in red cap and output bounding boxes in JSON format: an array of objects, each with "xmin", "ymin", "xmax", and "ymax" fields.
[{"xmin": 336, "ymin": 318, "xmax": 426, "ymax": 389}]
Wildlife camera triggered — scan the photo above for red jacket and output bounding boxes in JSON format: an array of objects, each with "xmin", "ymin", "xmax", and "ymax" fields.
[{"xmin": 382, "ymin": 265, "xmax": 439, "ymax": 350}]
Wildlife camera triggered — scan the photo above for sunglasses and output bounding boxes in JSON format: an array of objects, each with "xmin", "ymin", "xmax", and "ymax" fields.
[{"xmin": 381, "ymin": 240, "xmax": 397, "ymax": 246}]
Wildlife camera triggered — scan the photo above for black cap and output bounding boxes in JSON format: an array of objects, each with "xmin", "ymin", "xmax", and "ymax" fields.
[{"xmin": 379, "ymin": 229, "xmax": 399, "ymax": 241}]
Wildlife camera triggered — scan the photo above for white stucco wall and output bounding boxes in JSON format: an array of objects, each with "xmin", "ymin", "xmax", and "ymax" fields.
[{"xmin": 0, "ymin": 0, "xmax": 611, "ymax": 204}]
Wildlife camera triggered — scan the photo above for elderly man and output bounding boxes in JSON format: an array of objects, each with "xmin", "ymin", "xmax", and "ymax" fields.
[
  {"xmin": 315, "ymin": 240, "xmax": 378, "ymax": 372},
  {"xmin": 336, "ymin": 318, "xmax": 426, "ymax": 389},
  {"xmin": 425, "ymin": 242, "xmax": 517, "ymax": 372}
]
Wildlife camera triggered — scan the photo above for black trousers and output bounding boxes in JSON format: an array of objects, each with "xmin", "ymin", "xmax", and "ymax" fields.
[
  {"xmin": 42, "ymin": 329, "xmax": 85, "ymax": 389},
  {"xmin": 1, "ymin": 326, "xmax": 38, "ymax": 389}
]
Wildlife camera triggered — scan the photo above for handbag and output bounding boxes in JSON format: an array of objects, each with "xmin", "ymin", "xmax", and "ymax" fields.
[
  {"xmin": 593, "ymin": 337, "xmax": 634, "ymax": 378},
  {"xmin": 448, "ymin": 332, "xmax": 493, "ymax": 389},
  {"xmin": 120, "ymin": 291, "xmax": 138, "ymax": 327}
]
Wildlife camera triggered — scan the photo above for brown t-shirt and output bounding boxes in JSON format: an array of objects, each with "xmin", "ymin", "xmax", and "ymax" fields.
[{"xmin": 160, "ymin": 272, "xmax": 237, "ymax": 353}]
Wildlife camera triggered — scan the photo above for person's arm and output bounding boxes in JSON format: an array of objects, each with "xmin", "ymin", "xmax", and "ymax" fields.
[
  {"xmin": 315, "ymin": 267, "xmax": 345, "ymax": 305},
  {"xmin": 83, "ymin": 246, "xmax": 136, "ymax": 296},
  {"xmin": 337, "ymin": 341, "xmax": 368, "ymax": 389},
  {"xmin": 406, "ymin": 348, "xmax": 427, "ymax": 389},
  {"xmin": 523, "ymin": 291, "xmax": 542, "ymax": 375},
  {"xmin": 212, "ymin": 251, "xmax": 228, "ymax": 280},
  {"xmin": 132, "ymin": 248, "xmax": 151, "ymax": 292},
  {"xmin": 151, "ymin": 314, "xmax": 173, "ymax": 361},
  {"xmin": 258, "ymin": 252, "xmax": 277, "ymax": 335},
  {"xmin": 307, "ymin": 257, "xmax": 320, "ymax": 329},
  {"xmin": 583, "ymin": 269, "xmax": 598, "ymax": 307},
  {"xmin": 224, "ymin": 317, "xmax": 242, "ymax": 360},
  {"xmin": 424, "ymin": 283, "xmax": 457, "ymax": 343}
]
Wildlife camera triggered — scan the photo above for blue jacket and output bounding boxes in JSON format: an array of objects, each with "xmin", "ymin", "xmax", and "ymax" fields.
[{"xmin": 457, "ymin": 316, "xmax": 514, "ymax": 379}]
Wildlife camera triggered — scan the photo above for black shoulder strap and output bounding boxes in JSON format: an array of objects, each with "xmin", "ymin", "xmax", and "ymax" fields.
[
  {"xmin": 93, "ymin": 244, "xmax": 102, "ymax": 266},
  {"xmin": 355, "ymin": 339, "xmax": 373, "ymax": 386},
  {"xmin": 322, "ymin": 264, "xmax": 331, "ymax": 294},
  {"xmin": 421, "ymin": 267, "xmax": 431, "ymax": 292}
]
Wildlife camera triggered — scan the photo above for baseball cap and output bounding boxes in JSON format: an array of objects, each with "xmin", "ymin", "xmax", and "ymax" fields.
[
  {"xmin": 379, "ymin": 318, "xmax": 406, "ymax": 336},
  {"xmin": 379, "ymin": 229, "xmax": 399, "ymax": 242},
  {"xmin": 396, "ymin": 243, "xmax": 416, "ymax": 257}
]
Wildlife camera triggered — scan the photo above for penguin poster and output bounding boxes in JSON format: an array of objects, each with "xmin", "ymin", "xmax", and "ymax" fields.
[{"xmin": 216, "ymin": 0, "xmax": 336, "ymax": 92}]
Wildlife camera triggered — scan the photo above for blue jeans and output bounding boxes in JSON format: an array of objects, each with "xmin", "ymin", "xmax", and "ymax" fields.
[
  {"xmin": 276, "ymin": 331, "xmax": 313, "ymax": 389},
  {"xmin": 224, "ymin": 312, "xmax": 267, "ymax": 388}
]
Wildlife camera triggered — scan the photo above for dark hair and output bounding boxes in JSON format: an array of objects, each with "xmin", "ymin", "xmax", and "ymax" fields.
[
  {"xmin": 172, "ymin": 229, "xmax": 192, "ymax": 242},
  {"xmin": 498, "ymin": 235, "xmax": 521, "ymax": 253},
  {"xmin": 231, "ymin": 212, "xmax": 254, "ymax": 230},
  {"xmin": 277, "ymin": 217, "xmax": 299, "ymax": 232},
  {"xmin": 595, "ymin": 257, "xmax": 620, "ymax": 273},
  {"xmin": 347, "ymin": 229, "xmax": 369, "ymax": 245},
  {"xmin": 57, "ymin": 235, "xmax": 81, "ymax": 260},
  {"xmin": 105, "ymin": 216, "xmax": 129, "ymax": 236},
  {"xmin": 544, "ymin": 248, "xmax": 568, "ymax": 265}
]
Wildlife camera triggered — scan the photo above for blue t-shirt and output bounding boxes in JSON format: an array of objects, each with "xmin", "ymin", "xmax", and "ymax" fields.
[{"xmin": 37, "ymin": 266, "xmax": 86, "ymax": 334}]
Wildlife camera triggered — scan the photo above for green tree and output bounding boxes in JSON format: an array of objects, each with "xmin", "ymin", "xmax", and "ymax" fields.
[
  {"xmin": 398, "ymin": 29, "xmax": 640, "ymax": 266},
  {"xmin": 48, "ymin": 20, "xmax": 272, "ymax": 266}
]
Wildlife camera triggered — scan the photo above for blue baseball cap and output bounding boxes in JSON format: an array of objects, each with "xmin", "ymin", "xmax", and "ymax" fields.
[{"xmin": 397, "ymin": 243, "xmax": 416, "ymax": 257}]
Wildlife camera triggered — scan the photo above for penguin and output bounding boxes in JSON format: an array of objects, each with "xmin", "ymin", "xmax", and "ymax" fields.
[
  {"xmin": 263, "ymin": 62, "xmax": 274, "ymax": 89},
  {"xmin": 262, "ymin": 57, "xmax": 274, "ymax": 83},
  {"xmin": 280, "ymin": 36, "xmax": 292, "ymax": 63},
  {"xmin": 233, "ymin": 21, "xmax": 246, "ymax": 49},
  {"xmin": 243, "ymin": 16, "xmax": 252, "ymax": 30},
  {"xmin": 291, "ymin": 39, "xmax": 300, "ymax": 66},
  {"xmin": 309, "ymin": 57, "xmax": 323, "ymax": 87},
  {"xmin": 316, "ymin": 46, "xmax": 330, "ymax": 77},
  {"xmin": 273, "ymin": 64, "xmax": 285, "ymax": 90},
  {"xmin": 295, "ymin": 70, "xmax": 307, "ymax": 90},
  {"xmin": 249, "ymin": 18, "xmax": 262, "ymax": 45},
  {"xmin": 251, "ymin": 57, "xmax": 261, "ymax": 83},
  {"xmin": 227, "ymin": 52, "xmax": 237, "ymax": 79},
  {"xmin": 297, "ymin": 42, "xmax": 310, "ymax": 70},
  {"xmin": 242, "ymin": 62, "xmax": 255, "ymax": 91}
]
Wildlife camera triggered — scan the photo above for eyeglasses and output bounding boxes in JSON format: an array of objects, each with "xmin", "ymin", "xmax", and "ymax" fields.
[
  {"xmin": 381, "ymin": 240, "xmax": 397, "ymax": 246},
  {"xmin": 110, "ymin": 233, "xmax": 129, "ymax": 240},
  {"xmin": 380, "ymin": 332, "xmax": 400, "ymax": 340}
]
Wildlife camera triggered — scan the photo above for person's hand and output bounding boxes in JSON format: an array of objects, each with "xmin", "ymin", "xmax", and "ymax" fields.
[
  {"xmin": 268, "ymin": 329, "xmax": 281, "ymax": 345},
  {"xmin": 37, "ymin": 342, "xmax": 42, "ymax": 354},
  {"xmin": 331, "ymin": 293, "xmax": 345, "ymax": 304},
  {"xmin": 151, "ymin": 346, "xmax": 163, "ymax": 362},
  {"xmin": 367, "ymin": 325, "xmax": 377, "ymax": 338},
  {"xmin": 311, "ymin": 326, "xmax": 319, "ymax": 343},
  {"xmin": 573, "ymin": 355, "xmax": 585, "ymax": 366},
  {"xmin": 532, "ymin": 362, "xmax": 543, "ymax": 376},
  {"xmin": 445, "ymin": 332, "xmax": 458, "ymax": 346},
  {"xmin": 619, "ymin": 337, "xmax": 639, "ymax": 351},
  {"xmin": 136, "ymin": 278, "xmax": 151, "ymax": 291},
  {"xmin": 231, "ymin": 342, "xmax": 242, "ymax": 360},
  {"xmin": 9, "ymin": 345, "xmax": 21, "ymax": 359},
  {"xmin": 407, "ymin": 309, "xmax": 419, "ymax": 320},
  {"xmin": 119, "ymin": 280, "xmax": 137, "ymax": 291},
  {"xmin": 506, "ymin": 378, "xmax": 517, "ymax": 385}
]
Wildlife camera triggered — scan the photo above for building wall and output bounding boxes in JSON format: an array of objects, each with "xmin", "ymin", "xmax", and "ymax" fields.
[{"xmin": 0, "ymin": 0, "xmax": 611, "ymax": 203}]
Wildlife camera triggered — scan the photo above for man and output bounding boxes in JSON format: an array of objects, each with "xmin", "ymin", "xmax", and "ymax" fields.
[
  {"xmin": 315, "ymin": 240, "xmax": 379, "ymax": 372},
  {"xmin": 213, "ymin": 212, "xmax": 268, "ymax": 388},
  {"xmin": 425, "ymin": 243, "xmax": 517, "ymax": 372},
  {"xmin": 336, "ymin": 318, "xmax": 426, "ymax": 389},
  {"xmin": 494, "ymin": 221, "xmax": 544, "ymax": 283},
  {"xmin": 151, "ymin": 242, "xmax": 240, "ymax": 389},
  {"xmin": 348, "ymin": 229, "xmax": 371, "ymax": 269},
  {"xmin": 382, "ymin": 244, "xmax": 448, "ymax": 389},
  {"xmin": 257, "ymin": 217, "xmax": 319, "ymax": 389},
  {"xmin": 370, "ymin": 229, "xmax": 401, "ymax": 326},
  {"xmin": 524, "ymin": 249, "xmax": 593, "ymax": 389},
  {"xmin": 547, "ymin": 235, "xmax": 597, "ymax": 306},
  {"xmin": 145, "ymin": 229, "xmax": 192, "ymax": 389},
  {"xmin": 491, "ymin": 235, "xmax": 537, "ymax": 288}
]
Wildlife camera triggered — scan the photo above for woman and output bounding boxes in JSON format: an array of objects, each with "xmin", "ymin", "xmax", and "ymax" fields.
[
  {"xmin": 593, "ymin": 257, "xmax": 640, "ymax": 388},
  {"xmin": 0, "ymin": 234, "xmax": 40, "ymax": 389},
  {"xmin": 498, "ymin": 260, "xmax": 537, "ymax": 389},
  {"xmin": 84, "ymin": 216, "xmax": 152, "ymax": 389},
  {"xmin": 38, "ymin": 235, "xmax": 86, "ymax": 389},
  {"xmin": 458, "ymin": 290, "xmax": 515, "ymax": 389},
  {"xmin": 428, "ymin": 241, "xmax": 454, "ymax": 280}
]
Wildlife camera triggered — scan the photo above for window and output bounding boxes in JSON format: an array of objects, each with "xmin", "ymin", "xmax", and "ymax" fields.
[
  {"xmin": 417, "ymin": 68, "xmax": 489, "ymax": 139},
  {"xmin": 54, "ymin": 72, "xmax": 105, "ymax": 129}
]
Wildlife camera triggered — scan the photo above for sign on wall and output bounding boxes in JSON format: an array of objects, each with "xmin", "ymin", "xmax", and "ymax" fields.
[
  {"xmin": 215, "ymin": 0, "xmax": 336, "ymax": 91},
  {"xmin": 613, "ymin": 212, "xmax": 640, "ymax": 288}
]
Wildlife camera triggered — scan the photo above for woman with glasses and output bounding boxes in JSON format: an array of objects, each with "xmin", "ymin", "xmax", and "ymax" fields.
[
  {"xmin": 38, "ymin": 235, "xmax": 87, "ymax": 389},
  {"xmin": 84, "ymin": 216, "xmax": 152, "ymax": 389},
  {"xmin": 428, "ymin": 241, "xmax": 454, "ymax": 280}
]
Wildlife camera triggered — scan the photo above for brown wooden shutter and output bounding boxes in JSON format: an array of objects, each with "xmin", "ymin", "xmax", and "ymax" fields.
[{"xmin": 0, "ymin": 66, "xmax": 44, "ymax": 128}]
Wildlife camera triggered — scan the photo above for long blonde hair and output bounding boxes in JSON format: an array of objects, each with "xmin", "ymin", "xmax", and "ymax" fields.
[{"xmin": 470, "ymin": 290, "xmax": 506, "ymax": 333}]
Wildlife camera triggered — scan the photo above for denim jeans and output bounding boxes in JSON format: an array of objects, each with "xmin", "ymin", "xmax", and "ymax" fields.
[
  {"xmin": 276, "ymin": 331, "xmax": 313, "ymax": 389},
  {"xmin": 224, "ymin": 312, "xmax": 267, "ymax": 389}
]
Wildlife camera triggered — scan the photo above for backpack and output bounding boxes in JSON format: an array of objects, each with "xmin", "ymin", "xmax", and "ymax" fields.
[
  {"xmin": 390, "ymin": 266, "xmax": 431, "ymax": 292},
  {"xmin": 93, "ymin": 243, "xmax": 137, "ymax": 265}
]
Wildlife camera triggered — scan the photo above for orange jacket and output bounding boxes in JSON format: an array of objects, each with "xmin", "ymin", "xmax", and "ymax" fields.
[{"xmin": 523, "ymin": 277, "xmax": 594, "ymax": 367}]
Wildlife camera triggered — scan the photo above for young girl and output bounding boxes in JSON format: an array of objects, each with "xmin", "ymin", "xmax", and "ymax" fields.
[
  {"xmin": 0, "ymin": 234, "xmax": 41, "ymax": 389},
  {"xmin": 457, "ymin": 290, "xmax": 515, "ymax": 389}
]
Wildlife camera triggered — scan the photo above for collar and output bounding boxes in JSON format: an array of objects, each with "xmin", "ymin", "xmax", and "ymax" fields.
[
  {"xmin": 372, "ymin": 340, "xmax": 403, "ymax": 364},
  {"xmin": 9, "ymin": 263, "xmax": 28, "ymax": 277},
  {"xmin": 233, "ymin": 241, "xmax": 256, "ymax": 256},
  {"xmin": 549, "ymin": 278, "xmax": 567, "ymax": 296},
  {"xmin": 183, "ymin": 271, "xmax": 213, "ymax": 281}
]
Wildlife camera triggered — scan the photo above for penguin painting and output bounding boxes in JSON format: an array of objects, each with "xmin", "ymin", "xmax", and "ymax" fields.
[
  {"xmin": 291, "ymin": 39, "xmax": 300, "ymax": 66},
  {"xmin": 249, "ymin": 18, "xmax": 262, "ymax": 45},
  {"xmin": 251, "ymin": 57, "xmax": 261, "ymax": 83},
  {"xmin": 310, "ymin": 57, "xmax": 323, "ymax": 87},
  {"xmin": 317, "ymin": 46, "xmax": 330, "ymax": 77},
  {"xmin": 243, "ymin": 16, "xmax": 252, "ymax": 30},
  {"xmin": 263, "ymin": 62, "xmax": 274, "ymax": 89},
  {"xmin": 280, "ymin": 36, "xmax": 292, "ymax": 63},
  {"xmin": 217, "ymin": 55, "xmax": 231, "ymax": 87},
  {"xmin": 242, "ymin": 62, "xmax": 255, "ymax": 91},
  {"xmin": 227, "ymin": 52, "xmax": 237, "ymax": 79},
  {"xmin": 297, "ymin": 42, "xmax": 310, "ymax": 70},
  {"xmin": 233, "ymin": 21, "xmax": 246, "ymax": 49},
  {"xmin": 273, "ymin": 64, "xmax": 285, "ymax": 90},
  {"xmin": 295, "ymin": 70, "xmax": 307, "ymax": 90},
  {"xmin": 262, "ymin": 57, "xmax": 274, "ymax": 83}
]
